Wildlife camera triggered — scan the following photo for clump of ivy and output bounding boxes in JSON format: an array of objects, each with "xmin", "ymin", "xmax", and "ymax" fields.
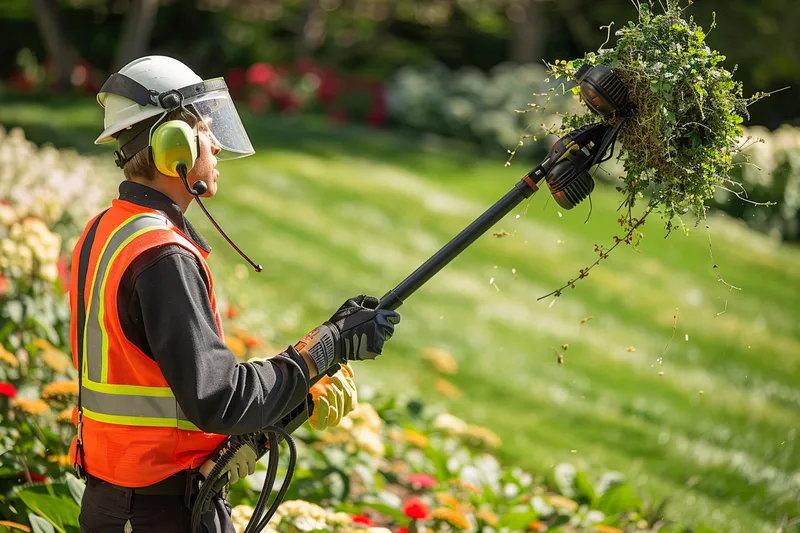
[
  {"xmin": 547, "ymin": 0, "xmax": 771, "ymax": 234},
  {"xmin": 527, "ymin": 0, "xmax": 781, "ymax": 299}
]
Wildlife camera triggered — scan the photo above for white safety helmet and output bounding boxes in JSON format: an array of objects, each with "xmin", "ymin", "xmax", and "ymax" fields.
[{"xmin": 96, "ymin": 55, "xmax": 254, "ymax": 167}]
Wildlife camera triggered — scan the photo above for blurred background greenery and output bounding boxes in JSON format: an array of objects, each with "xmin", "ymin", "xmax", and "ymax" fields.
[{"xmin": 0, "ymin": 1, "xmax": 798, "ymax": 532}]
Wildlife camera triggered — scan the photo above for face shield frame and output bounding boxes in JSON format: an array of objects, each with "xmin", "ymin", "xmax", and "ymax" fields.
[{"xmin": 100, "ymin": 73, "xmax": 254, "ymax": 168}]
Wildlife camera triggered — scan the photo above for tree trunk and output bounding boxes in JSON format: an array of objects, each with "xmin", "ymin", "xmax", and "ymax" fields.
[
  {"xmin": 32, "ymin": 0, "xmax": 77, "ymax": 92},
  {"xmin": 508, "ymin": 0, "xmax": 543, "ymax": 65},
  {"xmin": 112, "ymin": 0, "xmax": 161, "ymax": 71}
]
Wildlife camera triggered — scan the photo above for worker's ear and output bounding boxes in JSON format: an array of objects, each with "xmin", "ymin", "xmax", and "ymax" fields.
[{"xmin": 151, "ymin": 120, "xmax": 198, "ymax": 177}]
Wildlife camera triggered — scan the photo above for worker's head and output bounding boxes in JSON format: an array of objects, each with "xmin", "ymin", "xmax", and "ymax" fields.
[{"xmin": 95, "ymin": 55, "xmax": 254, "ymax": 201}]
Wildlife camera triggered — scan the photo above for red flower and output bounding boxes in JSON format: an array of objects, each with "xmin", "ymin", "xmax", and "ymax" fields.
[
  {"xmin": 19, "ymin": 472, "xmax": 48, "ymax": 483},
  {"xmin": 397, "ymin": 528, "xmax": 408, "ymax": 533},
  {"xmin": 402, "ymin": 497, "xmax": 430, "ymax": 520},
  {"xmin": 225, "ymin": 67, "xmax": 247, "ymax": 98},
  {"xmin": 57, "ymin": 256, "xmax": 69, "ymax": 294},
  {"xmin": 408, "ymin": 473, "xmax": 437, "ymax": 488},
  {"xmin": 0, "ymin": 382, "xmax": 17, "ymax": 398},
  {"xmin": 246, "ymin": 63, "xmax": 276, "ymax": 87},
  {"xmin": 0, "ymin": 273, "xmax": 7, "ymax": 296},
  {"xmin": 351, "ymin": 515, "xmax": 374, "ymax": 526}
]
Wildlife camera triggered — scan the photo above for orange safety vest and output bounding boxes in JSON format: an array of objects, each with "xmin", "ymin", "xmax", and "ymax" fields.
[{"xmin": 68, "ymin": 199, "xmax": 226, "ymax": 487}]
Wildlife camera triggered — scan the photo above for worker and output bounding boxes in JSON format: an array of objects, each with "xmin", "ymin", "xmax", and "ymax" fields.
[{"xmin": 68, "ymin": 55, "xmax": 401, "ymax": 533}]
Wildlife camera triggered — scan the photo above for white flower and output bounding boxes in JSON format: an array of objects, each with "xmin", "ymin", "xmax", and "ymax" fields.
[{"xmin": 433, "ymin": 412, "xmax": 468, "ymax": 434}]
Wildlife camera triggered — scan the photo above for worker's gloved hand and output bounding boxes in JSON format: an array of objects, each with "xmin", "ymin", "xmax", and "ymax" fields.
[
  {"xmin": 298, "ymin": 295, "xmax": 400, "ymax": 374},
  {"xmin": 200, "ymin": 434, "xmax": 258, "ymax": 484},
  {"xmin": 309, "ymin": 363, "xmax": 357, "ymax": 430}
]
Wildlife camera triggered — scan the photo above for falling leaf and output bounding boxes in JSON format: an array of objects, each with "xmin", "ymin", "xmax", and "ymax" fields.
[
  {"xmin": 561, "ymin": 343, "xmax": 569, "ymax": 350},
  {"xmin": 489, "ymin": 277, "xmax": 494, "ymax": 284},
  {"xmin": 698, "ymin": 390, "xmax": 705, "ymax": 395},
  {"xmin": 435, "ymin": 379, "xmax": 463, "ymax": 399},
  {"xmin": 626, "ymin": 346, "xmax": 636, "ymax": 352},
  {"xmin": 579, "ymin": 316, "xmax": 594, "ymax": 325},
  {"xmin": 558, "ymin": 354, "xmax": 564, "ymax": 365},
  {"xmin": 421, "ymin": 347, "xmax": 458, "ymax": 375},
  {"xmin": 658, "ymin": 371, "xmax": 665, "ymax": 376},
  {"xmin": 570, "ymin": 449, "xmax": 577, "ymax": 453},
  {"xmin": 493, "ymin": 230, "xmax": 510, "ymax": 238},
  {"xmin": 685, "ymin": 334, "xmax": 689, "ymax": 341}
]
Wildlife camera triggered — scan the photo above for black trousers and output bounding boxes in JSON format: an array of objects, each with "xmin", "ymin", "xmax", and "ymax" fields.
[{"xmin": 79, "ymin": 475, "xmax": 236, "ymax": 533}]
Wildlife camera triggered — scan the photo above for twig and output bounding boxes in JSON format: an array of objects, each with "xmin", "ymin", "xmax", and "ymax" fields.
[
  {"xmin": 663, "ymin": 308, "xmax": 678, "ymax": 354},
  {"xmin": 538, "ymin": 205, "xmax": 654, "ymax": 300},
  {"xmin": 715, "ymin": 185, "xmax": 776, "ymax": 207},
  {"xmin": 715, "ymin": 299, "xmax": 728, "ymax": 317},
  {"xmin": 703, "ymin": 207, "xmax": 742, "ymax": 291}
]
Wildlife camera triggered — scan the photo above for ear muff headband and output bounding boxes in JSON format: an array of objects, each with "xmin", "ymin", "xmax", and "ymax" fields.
[{"xmin": 151, "ymin": 120, "xmax": 198, "ymax": 177}]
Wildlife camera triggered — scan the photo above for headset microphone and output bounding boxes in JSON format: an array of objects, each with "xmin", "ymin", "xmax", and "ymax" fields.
[
  {"xmin": 177, "ymin": 163, "xmax": 263, "ymax": 272},
  {"xmin": 191, "ymin": 180, "xmax": 208, "ymax": 195}
]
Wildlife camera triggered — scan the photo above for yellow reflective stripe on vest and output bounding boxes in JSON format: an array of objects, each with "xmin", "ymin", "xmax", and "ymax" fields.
[{"xmin": 81, "ymin": 212, "xmax": 201, "ymax": 431}]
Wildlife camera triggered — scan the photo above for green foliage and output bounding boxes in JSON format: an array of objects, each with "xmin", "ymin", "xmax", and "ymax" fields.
[{"xmin": 547, "ymin": 1, "xmax": 770, "ymax": 235}]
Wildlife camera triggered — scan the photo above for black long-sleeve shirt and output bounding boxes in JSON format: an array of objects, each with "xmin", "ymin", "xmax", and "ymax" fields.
[{"xmin": 114, "ymin": 181, "xmax": 311, "ymax": 435}]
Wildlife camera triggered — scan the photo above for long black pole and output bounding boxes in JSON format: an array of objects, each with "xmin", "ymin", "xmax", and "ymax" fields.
[{"xmin": 378, "ymin": 177, "xmax": 540, "ymax": 311}]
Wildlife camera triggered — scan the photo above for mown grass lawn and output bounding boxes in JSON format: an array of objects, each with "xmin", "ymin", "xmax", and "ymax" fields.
[{"xmin": 2, "ymin": 95, "xmax": 798, "ymax": 532}]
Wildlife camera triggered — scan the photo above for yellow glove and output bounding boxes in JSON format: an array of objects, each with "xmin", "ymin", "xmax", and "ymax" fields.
[{"xmin": 309, "ymin": 363, "xmax": 357, "ymax": 431}]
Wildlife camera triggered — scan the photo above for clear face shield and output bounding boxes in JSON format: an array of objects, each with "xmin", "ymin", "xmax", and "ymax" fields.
[
  {"xmin": 103, "ymin": 74, "xmax": 255, "ymax": 168},
  {"xmin": 187, "ymin": 82, "xmax": 254, "ymax": 160}
]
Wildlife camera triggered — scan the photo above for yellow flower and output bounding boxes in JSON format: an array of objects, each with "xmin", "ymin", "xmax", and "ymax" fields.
[
  {"xmin": 225, "ymin": 335, "xmax": 248, "ymax": 359},
  {"xmin": 447, "ymin": 478, "xmax": 481, "ymax": 494},
  {"xmin": 462, "ymin": 424, "xmax": 502, "ymax": 449},
  {"xmin": 0, "ymin": 345, "xmax": 19, "ymax": 367},
  {"xmin": 435, "ymin": 492, "xmax": 461, "ymax": 508},
  {"xmin": 46, "ymin": 454, "xmax": 71, "ymax": 467},
  {"xmin": 346, "ymin": 403, "xmax": 383, "ymax": 432},
  {"xmin": 41, "ymin": 381, "xmax": 79, "ymax": 401},
  {"xmin": 421, "ymin": 347, "xmax": 458, "ymax": 375},
  {"xmin": 351, "ymin": 426, "xmax": 385, "ymax": 457},
  {"xmin": 435, "ymin": 379, "xmax": 463, "ymax": 399},
  {"xmin": 431, "ymin": 508, "xmax": 471, "ymax": 530},
  {"xmin": 33, "ymin": 339, "xmax": 56, "ymax": 351},
  {"xmin": 12, "ymin": 398, "xmax": 49, "ymax": 416},
  {"xmin": 41, "ymin": 349, "xmax": 72, "ymax": 374},
  {"xmin": 593, "ymin": 526, "xmax": 624, "ymax": 533},
  {"xmin": 403, "ymin": 428, "xmax": 429, "ymax": 448},
  {"xmin": 57, "ymin": 407, "xmax": 74, "ymax": 423},
  {"xmin": 476, "ymin": 508, "xmax": 498, "ymax": 526},
  {"xmin": 547, "ymin": 494, "xmax": 578, "ymax": 511}
]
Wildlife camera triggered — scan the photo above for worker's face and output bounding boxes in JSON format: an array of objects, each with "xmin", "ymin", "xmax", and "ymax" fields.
[{"xmin": 187, "ymin": 120, "xmax": 221, "ymax": 198}]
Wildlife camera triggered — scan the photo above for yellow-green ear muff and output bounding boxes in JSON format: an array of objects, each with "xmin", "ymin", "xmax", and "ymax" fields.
[{"xmin": 151, "ymin": 120, "xmax": 198, "ymax": 177}]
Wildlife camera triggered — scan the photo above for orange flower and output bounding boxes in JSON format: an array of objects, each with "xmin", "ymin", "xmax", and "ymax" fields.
[
  {"xmin": 435, "ymin": 492, "xmax": 461, "ymax": 509},
  {"xmin": 431, "ymin": 508, "xmax": 470, "ymax": 530},
  {"xmin": 547, "ymin": 494, "xmax": 578, "ymax": 511},
  {"xmin": 0, "ymin": 345, "xmax": 19, "ymax": 367},
  {"xmin": 12, "ymin": 398, "xmax": 49, "ymax": 416},
  {"xmin": 0, "ymin": 521, "xmax": 31, "ymax": 532},
  {"xmin": 41, "ymin": 381, "xmax": 79, "ymax": 401},
  {"xmin": 57, "ymin": 407, "xmax": 74, "ymax": 423},
  {"xmin": 225, "ymin": 335, "xmax": 247, "ymax": 358},
  {"xmin": 47, "ymin": 454, "xmax": 71, "ymax": 467},
  {"xmin": 226, "ymin": 304, "xmax": 241, "ymax": 320},
  {"xmin": 593, "ymin": 526, "xmax": 624, "ymax": 533},
  {"xmin": 40, "ymin": 349, "xmax": 71, "ymax": 374},
  {"xmin": 462, "ymin": 424, "xmax": 501, "ymax": 448},
  {"xmin": 476, "ymin": 508, "xmax": 498, "ymax": 526},
  {"xmin": 528, "ymin": 520, "xmax": 545, "ymax": 531}
]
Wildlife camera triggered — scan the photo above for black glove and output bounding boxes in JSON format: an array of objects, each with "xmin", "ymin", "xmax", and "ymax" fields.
[{"xmin": 298, "ymin": 295, "xmax": 400, "ymax": 375}]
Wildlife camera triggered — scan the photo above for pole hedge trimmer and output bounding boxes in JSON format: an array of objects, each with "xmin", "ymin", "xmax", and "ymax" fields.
[{"xmin": 190, "ymin": 63, "xmax": 633, "ymax": 533}]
